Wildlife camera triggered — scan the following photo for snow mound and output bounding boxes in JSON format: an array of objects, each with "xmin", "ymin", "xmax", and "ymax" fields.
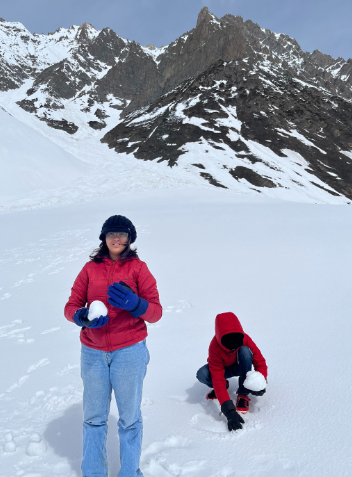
[
  {"xmin": 88, "ymin": 300, "xmax": 108, "ymax": 320},
  {"xmin": 243, "ymin": 370, "xmax": 266, "ymax": 392},
  {"xmin": 25, "ymin": 432, "xmax": 47, "ymax": 457},
  {"xmin": 3, "ymin": 432, "xmax": 16, "ymax": 453}
]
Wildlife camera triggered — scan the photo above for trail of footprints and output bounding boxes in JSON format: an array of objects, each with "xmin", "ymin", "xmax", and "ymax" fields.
[
  {"xmin": 0, "ymin": 227, "xmax": 298, "ymax": 476},
  {"xmin": 1, "ymin": 380, "xmax": 298, "ymax": 477},
  {"xmin": 0, "ymin": 226, "xmax": 152, "ymax": 301},
  {"xmin": 0, "ymin": 229, "xmax": 96, "ymax": 304}
]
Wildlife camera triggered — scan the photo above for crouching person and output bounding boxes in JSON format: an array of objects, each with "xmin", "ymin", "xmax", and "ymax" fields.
[{"xmin": 196, "ymin": 312, "xmax": 267, "ymax": 432}]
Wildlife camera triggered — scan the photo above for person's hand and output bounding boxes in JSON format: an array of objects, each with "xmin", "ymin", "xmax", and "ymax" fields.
[
  {"xmin": 73, "ymin": 308, "xmax": 109, "ymax": 329},
  {"xmin": 250, "ymin": 388, "xmax": 266, "ymax": 396},
  {"xmin": 107, "ymin": 282, "xmax": 139, "ymax": 311},
  {"xmin": 221, "ymin": 400, "xmax": 245, "ymax": 432}
]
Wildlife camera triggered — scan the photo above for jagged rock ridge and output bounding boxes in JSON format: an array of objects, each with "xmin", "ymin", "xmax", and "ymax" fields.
[
  {"xmin": 0, "ymin": 8, "xmax": 352, "ymax": 203},
  {"xmin": 102, "ymin": 58, "xmax": 352, "ymax": 200}
]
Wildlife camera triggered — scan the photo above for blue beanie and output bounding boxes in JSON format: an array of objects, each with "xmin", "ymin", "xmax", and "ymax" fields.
[{"xmin": 99, "ymin": 215, "xmax": 137, "ymax": 243}]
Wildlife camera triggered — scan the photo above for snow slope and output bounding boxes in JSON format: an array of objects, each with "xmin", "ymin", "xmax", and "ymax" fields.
[
  {"xmin": 0, "ymin": 106, "xmax": 87, "ymax": 201},
  {"xmin": 0, "ymin": 91, "xmax": 349, "ymax": 213},
  {"xmin": 0, "ymin": 188, "xmax": 351, "ymax": 477}
]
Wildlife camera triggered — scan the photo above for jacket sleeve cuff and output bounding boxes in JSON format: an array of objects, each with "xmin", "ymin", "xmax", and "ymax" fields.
[
  {"xmin": 130, "ymin": 297, "xmax": 149, "ymax": 318},
  {"xmin": 221, "ymin": 400, "xmax": 235, "ymax": 416}
]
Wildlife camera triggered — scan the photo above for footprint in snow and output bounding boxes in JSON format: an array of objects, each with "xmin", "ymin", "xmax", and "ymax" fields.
[
  {"xmin": 144, "ymin": 458, "xmax": 207, "ymax": 477},
  {"xmin": 48, "ymin": 267, "xmax": 65, "ymax": 275},
  {"xmin": 27, "ymin": 358, "xmax": 49, "ymax": 373},
  {"xmin": 0, "ymin": 292, "xmax": 11, "ymax": 300},
  {"xmin": 57, "ymin": 363, "xmax": 79, "ymax": 376},
  {"xmin": 0, "ymin": 326, "xmax": 31, "ymax": 340},
  {"xmin": 142, "ymin": 436, "xmax": 193, "ymax": 477},
  {"xmin": 141, "ymin": 397, "xmax": 154, "ymax": 407},
  {"xmin": 141, "ymin": 435, "xmax": 190, "ymax": 462},
  {"xmin": 41, "ymin": 327, "xmax": 61, "ymax": 335},
  {"xmin": 164, "ymin": 300, "xmax": 192, "ymax": 314},
  {"xmin": 6, "ymin": 375, "xmax": 30, "ymax": 393},
  {"xmin": 12, "ymin": 274, "xmax": 35, "ymax": 287},
  {"xmin": 17, "ymin": 338, "xmax": 35, "ymax": 344}
]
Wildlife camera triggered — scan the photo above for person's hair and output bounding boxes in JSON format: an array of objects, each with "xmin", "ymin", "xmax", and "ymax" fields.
[{"xmin": 89, "ymin": 239, "xmax": 138, "ymax": 263}]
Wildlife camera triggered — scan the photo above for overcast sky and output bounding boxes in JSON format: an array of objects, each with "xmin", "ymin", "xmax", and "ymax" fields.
[{"xmin": 1, "ymin": 0, "xmax": 351, "ymax": 60}]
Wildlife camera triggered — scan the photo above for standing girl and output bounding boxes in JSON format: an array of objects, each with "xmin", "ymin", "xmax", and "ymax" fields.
[{"xmin": 64, "ymin": 215, "xmax": 162, "ymax": 477}]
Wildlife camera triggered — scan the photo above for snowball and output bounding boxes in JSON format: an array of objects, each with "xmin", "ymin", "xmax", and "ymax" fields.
[
  {"xmin": 4, "ymin": 441, "xmax": 16, "ymax": 453},
  {"xmin": 5, "ymin": 432, "xmax": 13, "ymax": 443},
  {"xmin": 87, "ymin": 301, "xmax": 108, "ymax": 321},
  {"xmin": 243, "ymin": 370, "xmax": 266, "ymax": 392},
  {"xmin": 25, "ymin": 433, "xmax": 47, "ymax": 457}
]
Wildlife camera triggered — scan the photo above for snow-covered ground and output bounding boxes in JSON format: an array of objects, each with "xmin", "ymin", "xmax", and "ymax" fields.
[
  {"xmin": 1, "ymin": 188, "xmax": 352, "ymax": 477},
  {"xmin": 0, "ymin": 107, "xmax": 87, "ymax": 202}
]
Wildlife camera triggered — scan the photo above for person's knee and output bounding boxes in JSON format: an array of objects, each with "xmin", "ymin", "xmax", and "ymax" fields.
[
  {"xmin": 84, "ymin": 416, "xmax": 107, "ymax": 427},
  {"xmin": 196, "ymin": 365, "xmax": 211, "ymax": 384},
  {"xmin": 119, "ymin": 415, "xmax": 142, "ymax": 431},
  {"xmin": 238, "ymin": 346, "xmax": 253, "ymax": 362}
]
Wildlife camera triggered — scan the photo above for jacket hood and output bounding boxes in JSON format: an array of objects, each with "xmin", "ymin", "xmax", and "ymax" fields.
[{"xmin": 215, "ymin": 312, "xmax": 244, "ymax": 351}]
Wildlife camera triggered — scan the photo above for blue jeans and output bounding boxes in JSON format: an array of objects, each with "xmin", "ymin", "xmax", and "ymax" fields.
[
  {"xmin": 81, "ymin": 340, "xmax": 150, "ymax": 477},
  {"xmin": 196, "ymin": 346, "xmax": 253, "ymax": 396}
]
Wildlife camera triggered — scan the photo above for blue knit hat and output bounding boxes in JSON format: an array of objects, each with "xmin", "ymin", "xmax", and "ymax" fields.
[{"xmin": 99, "ymin": 215, "xmax": 137, "ymax": 243}]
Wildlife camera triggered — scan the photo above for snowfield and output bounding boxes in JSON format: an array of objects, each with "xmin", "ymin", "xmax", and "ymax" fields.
[
  {"xmin": 0, "ymin": 188, "xmax": 352, "ymax": 477},
  {"xmin": 0, "ymin": 107, "xmax": 87, "ymax": 202}
]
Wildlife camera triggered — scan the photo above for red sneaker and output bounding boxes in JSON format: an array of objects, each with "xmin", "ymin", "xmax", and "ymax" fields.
[
  {"xmin": 206, "ymin": 380, "xmax": 229, "ymax": 400},
  {"xmin": 236, "ymin": 394, "xmax": 250, "ymax": 414}
]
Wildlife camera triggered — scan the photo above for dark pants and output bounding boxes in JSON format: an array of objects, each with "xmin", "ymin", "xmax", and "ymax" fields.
[{"xmin": 196, "ymin": 346, "xmax": 253, "ymax": 396}]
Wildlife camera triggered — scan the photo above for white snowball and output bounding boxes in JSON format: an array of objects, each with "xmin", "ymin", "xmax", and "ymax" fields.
[
  {"xmin": 4, "ymin": 441, "xmax": 16, "ymax": 453},
  {"xmin": 29, "ymin": 432, "xmax": 42, "ymax": 443},
  {"xmin": 26, "ymin": 433, "xmax": 47, "ymax": 457},
  {"xmin": 243, "ymin": 370, "xmax": 266, "ymax": 392},
  {"xmin": 5, "ymin": 432, "xmax": 13, "ymax": 443},
  {"xmin": 87, "ymin": 300, "xmax": 108, "ymax": 321}
]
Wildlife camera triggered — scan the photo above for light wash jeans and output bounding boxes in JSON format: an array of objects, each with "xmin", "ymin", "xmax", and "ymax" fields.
[
  {"xmin": 196, "ymin": 346, "xmax": 253, "ymax": 396},
  {"xmin": 81, "ymin": 340, "xmax": 150, "ymax": 477}
]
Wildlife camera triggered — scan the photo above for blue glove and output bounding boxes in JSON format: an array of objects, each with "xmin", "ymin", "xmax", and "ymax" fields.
[
  {"xmin": 107, "ymin": 281, "xmax": 149, "ymax": 318},
  {"xmin": 73, "ymin": 308, "xmax": 109, "ymax": 329}
]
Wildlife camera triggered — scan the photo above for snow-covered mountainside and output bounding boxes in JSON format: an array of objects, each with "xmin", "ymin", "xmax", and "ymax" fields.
[
  {"xmin": 1, "ymin": 8, "xmax": 352, "ymax": 205},
  {"xmin": 103, "ymin": 59, "xmax": 352, "ymax": 202}
]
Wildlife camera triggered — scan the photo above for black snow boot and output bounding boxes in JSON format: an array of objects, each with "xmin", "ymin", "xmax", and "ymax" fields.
[{"xmin": 206, "ymin": 380, "xmax": 229, "ymax": 400}]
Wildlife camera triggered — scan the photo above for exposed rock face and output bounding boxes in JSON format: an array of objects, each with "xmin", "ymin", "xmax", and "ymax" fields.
[
  {"xmin": 40, "ymin": 118, "xmax": 79, "ymax": 134},
  {"xmin": 2, "ymin": 9, "xmax": 352, "ymax": 118},
  {"xmin": 88, "ymin": 120, "xmax": 106, "ymax": 130},
  {"xmin": 1, "ymin": 9, "xmax": 352, "ymax": 202},
  {"xmin": 102, "ymin": 59, "xmax": 352, "ymax": 200}
]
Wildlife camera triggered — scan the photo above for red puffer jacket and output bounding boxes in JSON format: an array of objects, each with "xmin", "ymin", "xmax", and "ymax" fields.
[
  {"xmin": 208, "ymin": 312, "xmax": 267, "ymax": 405},
  {"xmin": 64, "ymin": 257, "xmax": 162, "ymax": 351}
]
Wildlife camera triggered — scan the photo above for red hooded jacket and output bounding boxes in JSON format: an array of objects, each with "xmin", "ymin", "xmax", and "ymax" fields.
[
  {"xmin": 64, "ymin": 257, "xmax": 162, "ymax": 351},
  {"xmin": 208, "ymin": 312, "xmax": 267, "ymax": 405}
]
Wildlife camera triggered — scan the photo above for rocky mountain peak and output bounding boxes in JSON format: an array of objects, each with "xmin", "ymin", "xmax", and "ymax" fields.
[
  {"xmin": 81, "ymin": 22, "xmax": 94, "ymax": 29},
  {"xmin": 2, "ymin": 10, "xmax": 352, "ymax": 203},
  {"xmin": 196, "ymin": 6, "xmax": 214, "ymax": 27},
  {"xmin": 77, "ymin": 22, "xmax": 97, "ymax": 43},
  {"xmin": 0, "ymin": 18, "xmax": 5, "ymax": 22}
]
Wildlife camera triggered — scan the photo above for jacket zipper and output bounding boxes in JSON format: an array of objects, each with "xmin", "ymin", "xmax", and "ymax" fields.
[{"xmin": 106, "ymin": 260, "xmax": 117, "ymax": 352}]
